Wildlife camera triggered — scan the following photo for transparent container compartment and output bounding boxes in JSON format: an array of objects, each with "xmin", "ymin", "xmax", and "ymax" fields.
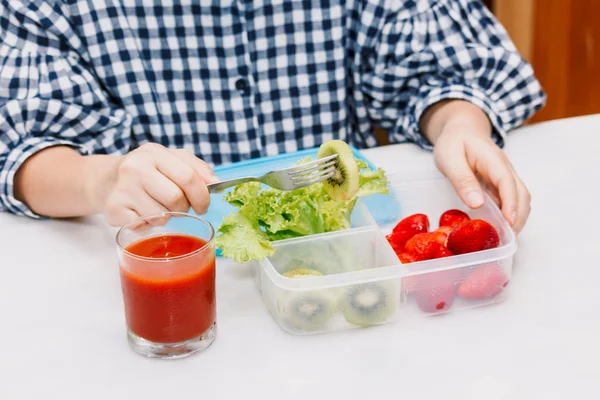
[{"xmin": 254, "ymin": 170, "xmax": 517, "ymax": 335}]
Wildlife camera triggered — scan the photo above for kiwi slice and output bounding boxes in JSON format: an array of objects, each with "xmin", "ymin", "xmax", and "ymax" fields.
[
  {"xmin": 341, "ymin": 281, "xmax": 397, "ymax": 327},
  {"xmin": 317, "ymin": 140, "xmax": 360, "ymax": 201},
  {"xmin": 279, "ymin": 290, "xmax": 338, "ymax": 331},
  {"xmin": 283, "ymin": 268, "xmax": 324, "ymax": 278}
]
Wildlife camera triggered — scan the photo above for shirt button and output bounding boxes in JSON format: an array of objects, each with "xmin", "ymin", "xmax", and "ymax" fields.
[{"xmin": 235, "ymin": 78, "xmax": 250, "ymax": 95}]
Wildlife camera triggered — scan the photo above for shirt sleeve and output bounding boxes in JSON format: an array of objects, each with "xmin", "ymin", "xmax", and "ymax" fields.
[
  {"xmin": 358, "ymin": 0, "xmax": 547, "ymax": 149},
  {"xmin": 0, "ymin": 2, "xmax": 132, "ymax": 218}
]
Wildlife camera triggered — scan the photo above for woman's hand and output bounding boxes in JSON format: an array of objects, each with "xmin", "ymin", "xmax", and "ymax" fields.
[
  {"xmin": 420, "ymin": 100, "xmax": 531, "ymax": 233},
  {"xmin": 88, "ymin": 143, "xmax": 217, "ymax": 227},
  {"xmin": 15, "ymin": 143, "xmax": 217, "ymax": 226}
]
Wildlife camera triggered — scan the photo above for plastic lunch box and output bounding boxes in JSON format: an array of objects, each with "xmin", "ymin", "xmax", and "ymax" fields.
[{"xmin": 206, "ymin": 147, "xmax": 517, "ymax": 335}]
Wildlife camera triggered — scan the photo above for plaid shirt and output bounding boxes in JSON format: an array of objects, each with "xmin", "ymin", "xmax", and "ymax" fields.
[{"xmin": 0, "ymin": 0, "xmax": 545, "ymax": 218}]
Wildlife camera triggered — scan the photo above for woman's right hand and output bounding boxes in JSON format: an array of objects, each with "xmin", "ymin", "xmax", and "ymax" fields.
[{"xmin": 90, "ymin": 143, "xmax": 217, "ymax": 227}]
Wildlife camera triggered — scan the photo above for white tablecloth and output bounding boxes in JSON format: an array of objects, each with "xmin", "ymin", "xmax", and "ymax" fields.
[{"xmin": 1, "ymin": 114, "xmax": 599, "ymax": 399}]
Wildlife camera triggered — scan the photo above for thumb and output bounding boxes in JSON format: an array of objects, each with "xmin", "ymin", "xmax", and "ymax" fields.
[{"xmin": 436, "ymin": 154, "xmax": 485, "ymax": 209}]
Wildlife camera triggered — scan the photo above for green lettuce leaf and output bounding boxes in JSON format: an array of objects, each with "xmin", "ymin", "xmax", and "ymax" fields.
[
  {"xmin": 214, "ymin": 213, "xmax": 274, "ymax": 264},
  {"xmin": 355, "ymin": 159, "xmax": 390, "ymax": 199},
  {"xmin": 223, "ymin": 181, "xmax": 262, "ymax": 209},
  {"xmin": 215, "ymin": 156, "xmax": 389, "ymax": 263},
  {"xmin": 319, "ymin": 198, "xmax": 353, "ymax": 232}
]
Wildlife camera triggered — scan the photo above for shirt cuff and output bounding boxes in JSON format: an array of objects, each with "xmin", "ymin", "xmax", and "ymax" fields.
[
  {"xmin": 412, "ymin": 84, "xmax": 508, "ymax": 151},
  {"xmin": 0, "ymin": 137, "xmax": 89, "ymax": 218}
]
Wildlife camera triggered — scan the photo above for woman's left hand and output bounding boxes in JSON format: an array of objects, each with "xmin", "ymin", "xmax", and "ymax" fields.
[{"xmin": 420, "ymin": 100, "xmax": 531, "ymax": 233}]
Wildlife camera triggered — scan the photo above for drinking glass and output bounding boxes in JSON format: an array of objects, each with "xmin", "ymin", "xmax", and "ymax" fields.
[{"xmin": 116, "ymin": 212, "xmax": 216, "ymax": 359}]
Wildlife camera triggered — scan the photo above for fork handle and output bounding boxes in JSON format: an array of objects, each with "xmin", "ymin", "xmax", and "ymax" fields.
[{"xmin": 207, "ymin": 177, "xmax": 258, "ymax": 193}]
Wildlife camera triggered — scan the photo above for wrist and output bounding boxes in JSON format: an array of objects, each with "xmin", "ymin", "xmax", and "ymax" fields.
[
  {"xmin": 420, "ymin": 99, "xmax": 492, "ymax": 145},
  {"xmin": 82, "ymin": 154, "xmax": 123, "ymax": 214}
]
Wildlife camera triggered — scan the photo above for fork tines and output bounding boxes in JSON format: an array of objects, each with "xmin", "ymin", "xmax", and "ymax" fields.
[
  {"xmin": 288, "ymin": 154, "xmax": 338, "ymax": 187},
  {"xmin": 287, "ymin": 154, "xmax": 338, "ymax": 175}
]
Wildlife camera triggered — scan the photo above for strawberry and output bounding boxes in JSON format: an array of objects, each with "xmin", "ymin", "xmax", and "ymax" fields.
[
  {"xmin": 403, "ymin": 239, "xmax": 457, "ymax": 296},
  {"xmin": 386, "ymin": 232, "xmax": 404, "ymax": 252},
  {"xmin": 404, "ymin": 232, "xmax": 451, "ymax": 261},
  {"xmin": 393, "ymin": 213, "xmax": 429, "ymax": 235},
  {"xmin": 404, "ymin": 232, "xmax": 439, "ymax": 261},
  {"xmin": 439, "ymin": 209, "xmax": 470, "ymax": 228},
  {"xmin": 414, "ymin": 276, "xmax": 455, "ymax": 313},
  {"xmin": 397, "ymin": 252, "xmax": 416, "ymax": 264},
  {"xmin": 387, "ymin": 214, "xmax": 430, "ymax": 251},
  {"xmin": 403, "ymin": 250, "xmax": 456, "ymax": 294},
  {"xmin": 434, "ymin": 245, "xmax": 453, "ymax": 258},
  {"xmin": 447, "ymin": 219, "xmax": 500, "ymax": 255},
  {"xmin": 457, "ymin": 264, "xmax": 508, "ymax": 300},
  {"xmin": 431, "ymin": 226, "xmax": 453, "ymax": 247},
  {"xmin": 435, "ymin": 225, "xmax": 454, "ymax": 236},
  {"xmin": 432, "ymin": 231, "xmax": 448, "ymax": 246}
]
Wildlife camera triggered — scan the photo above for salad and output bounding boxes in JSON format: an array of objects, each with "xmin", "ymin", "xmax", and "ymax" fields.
[{"xmin": 214, "ymin": 140, "xmax": 390, "ymax": 263}]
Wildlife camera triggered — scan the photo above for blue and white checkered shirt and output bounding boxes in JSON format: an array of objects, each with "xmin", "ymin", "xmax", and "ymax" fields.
[{"xmin": 0, "ymin": 0, "xmax": 545, "ymax": 218}]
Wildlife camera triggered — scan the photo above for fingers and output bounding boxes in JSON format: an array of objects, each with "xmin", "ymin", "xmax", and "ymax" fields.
[
  {"xmin": 510, "ymin": 169, "xmax": 531, "ymax": 233},
  {"xmin": 104, "ymin": 191, "xmax": 141, "ymax": 227},
  {"xmin": 104, "ymin": 182, "xmax": 169, "ymax": 226},
  {"xmin": 131, "ymin": 191, "xmax": 169, "ymax": 218},
  {"xmin": 169, "ymin": 148, "xmax": 218, "ymax": 184},
  {"xmin": 435, "ymin": 133, "xmax": 528, "ymax": 232},
  {"xmin": 147, "ymin": 147, "xmax": 211, "ymax": 215},
  {"xmin": 142, "ymin": 169, "xmax": 191, "ymax": 212},
  {"xmin": 170, "ymin": 148, "xmax": 221, "ymax": 194},
  {"xmin": 480, "ymin": 179, "xmax": 501, "ymax": 208},
  {"xmin": 106, "ymin": 207, "xmax": 139, "ymax": 228},
  {"xmin": 102, "ymin": 144, "xmax": 214, "ymax": 227},
  {"xmin": 477, "ymin": 154, "xmax": 519, "ymax": 226},
  {"xmin": 435, "ymin": 143, "xmax": 485, "ymax": 209},
  {"xmin": 450, "ymin": 135, "xmax": 518, "ymax": 226},
  {"xmin": 482, "ymin": 162, "xmax": 530, "ymax": 233}
]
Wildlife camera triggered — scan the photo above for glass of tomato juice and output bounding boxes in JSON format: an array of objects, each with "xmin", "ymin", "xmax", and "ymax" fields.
[{"xmin": 116, "ymin": 212, "xmax": 216, "ymax": 359}]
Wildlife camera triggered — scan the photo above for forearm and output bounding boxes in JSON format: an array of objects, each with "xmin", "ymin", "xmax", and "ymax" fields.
[
  {"xmin": 419, "ymin": 100, "xmax": 493, "ymax": 145},
  {"xmin": 14, "ymin": 147, "xmax": 122, "ymax": 218}
]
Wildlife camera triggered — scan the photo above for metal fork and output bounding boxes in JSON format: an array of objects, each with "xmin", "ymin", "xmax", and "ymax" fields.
[{"xmin": 206, "ymin": 154, "xmax": 338, "ymax": 193}]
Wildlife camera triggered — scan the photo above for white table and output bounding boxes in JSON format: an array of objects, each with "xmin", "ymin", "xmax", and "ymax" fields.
[{"xmin": 1, "ymin": 114, "xmax": 599, "ymax": 400}]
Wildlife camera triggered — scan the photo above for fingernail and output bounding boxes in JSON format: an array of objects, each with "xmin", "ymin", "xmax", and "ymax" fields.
[
  {"xmin": 210, "ymin": 176, "xmax": 220, "ymax": 183},
  {"xmin": 467, "ymin": 191, "xmax": 484, "ymax": 208},
  {"xmin": 511, "ymin": 211, "xmax": 517, "ymax": 225}
]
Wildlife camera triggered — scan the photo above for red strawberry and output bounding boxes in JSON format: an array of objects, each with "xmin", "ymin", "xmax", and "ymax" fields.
[
  {"xmin": 403, "ymin": 252, "xmax": 457, "ymax": 294},
  {"xmin": 397, "ymin": 252, "xmax": 416, "ymax": 264},
  {"xmin": 432, "ymin": 231, "xmax": 448, "ymax": 246},
  {"xmin": 386, "ymin": 230, "xmax": 414, "ymax": 253},
  {"xmin": 435, "ymin": 225, "xmax": 454, "ymax": 236},
  {"xmin": 386, "ymin": 232, "xmax": 404, "ymax": 252},
  {"xmin": 404, "ymin": 232, "xmax": 439, "ymax": 261},
  {"xmin": 439, "ymin": 209, "xmax": 470, "ymax": 228},
  {"xmin": 431, "ymin": 226, "xmax": 453, "ymax": 247},
  {"xmin": 388, "ymin": 214, "xmax": 430, "ymax": 251},
  {"xmin": 393, "ymin": 213, "xmax": 429, "ymax": 235},
  {"xmin": 414, "ymin": 277, "xmax": 455, "ymax": 313},
  {"xmin": 404, "ymin": 231, "xmax": 452, "ymax": 260},
  {"xmin": 406, "ymin": 269, "xmax": 454, "ymax": 296},
  {"xmin": 434, "ymin": 245, "xmax": 453, "ymax": 258},
  {"xmin": 447, "ymin": 219, "xmax": 500, "ymax": 255},
  {"xmin": 457, "ymin": 264, "xmax": 508, "ymax": 300}
]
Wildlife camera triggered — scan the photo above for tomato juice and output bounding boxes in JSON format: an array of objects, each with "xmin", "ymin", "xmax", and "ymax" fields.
[{"xmin": 119, "ymin": 234, "xmax": 216, "ymax": 343}]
